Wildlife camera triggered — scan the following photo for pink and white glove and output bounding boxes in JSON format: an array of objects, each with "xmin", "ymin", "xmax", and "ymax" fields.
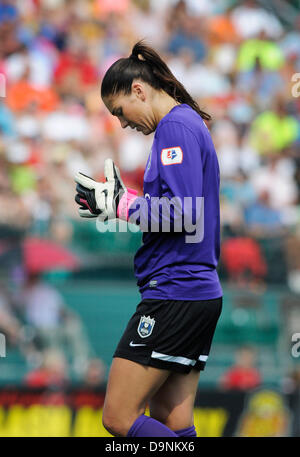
[{"xmin": 74, "ymin": 158, "xmax": 138, "ymax": 221}]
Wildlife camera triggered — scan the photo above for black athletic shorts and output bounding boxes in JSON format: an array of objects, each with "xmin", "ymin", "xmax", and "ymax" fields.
[{"xmin": 113, "ymin": 296, "xmax": 223, "ymax": 374}]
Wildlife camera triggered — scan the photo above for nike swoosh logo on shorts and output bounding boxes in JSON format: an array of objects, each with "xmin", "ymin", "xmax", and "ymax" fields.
[{"xmin": 130, "ymin": 341, "xmax": 146, "ymax": 347}]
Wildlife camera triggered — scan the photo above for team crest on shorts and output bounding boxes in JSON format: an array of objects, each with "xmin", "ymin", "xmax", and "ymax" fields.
[{"xmin": 137, "ymin": 315, "xmax": 155, "ymax": 338}]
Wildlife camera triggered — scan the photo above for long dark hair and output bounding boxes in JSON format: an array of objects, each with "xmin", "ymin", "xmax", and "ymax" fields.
[{"xmin": 101, "ymin": 40, "xmax": 211, "ymax": 121}]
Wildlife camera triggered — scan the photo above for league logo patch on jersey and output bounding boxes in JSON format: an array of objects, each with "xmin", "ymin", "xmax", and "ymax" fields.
[
  {"xmin": 161, "ymin": 146, "xmax": 183, "ymax": 166},
  {"xmin": 137, "ymin": 315, "xmax": 156, "ymax": 338}
]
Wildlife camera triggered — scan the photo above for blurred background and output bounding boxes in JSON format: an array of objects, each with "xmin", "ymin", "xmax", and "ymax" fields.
[{"xmin": 0, "ymin": 0, "xmax": 300, "ymax": 437}]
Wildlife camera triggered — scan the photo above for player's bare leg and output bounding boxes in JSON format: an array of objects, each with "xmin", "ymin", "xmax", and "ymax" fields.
[
  {"xmin": 149, "ymin": 368, "xmax": 201, "ymax": 431},
  {"xmin": 102, "ymin": 357, "xmax": 171, "ymax": 436}
]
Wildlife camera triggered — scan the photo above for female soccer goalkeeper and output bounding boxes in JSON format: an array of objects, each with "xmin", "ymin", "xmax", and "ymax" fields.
[{"xmin": 74, "ymin": 41, "xmax": 223, "ymax": 437}]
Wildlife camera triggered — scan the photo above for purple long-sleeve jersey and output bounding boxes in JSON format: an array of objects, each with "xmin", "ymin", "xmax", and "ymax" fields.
[{"xmin": 128, "ymin": 103, "xmax": 223, "ymax": 301}]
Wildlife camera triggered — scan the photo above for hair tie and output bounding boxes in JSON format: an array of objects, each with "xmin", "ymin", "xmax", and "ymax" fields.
[{"xmin": 130, "ymin": 53, "xmax": 145, "ymax": 62}]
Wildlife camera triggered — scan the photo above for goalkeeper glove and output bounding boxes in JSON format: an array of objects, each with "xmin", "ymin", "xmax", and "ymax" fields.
[{"xmin": 74, "ymin": 158, "xmax": 138, "ymax": 221}]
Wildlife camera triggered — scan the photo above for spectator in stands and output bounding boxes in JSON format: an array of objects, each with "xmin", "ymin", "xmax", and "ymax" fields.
[
  {"xmin": 24, "ymin": 348, "xmax": 69, "ymax": 388},
  {"xmin": 244, "ymin": 189, "xmax": 285, "ymax": 237},
  {"xmin": 168, "ymin": 46, "xmax": 231, "ymax": 99},
  {"xmin": 82, "ymin": 358, "xmax": 106, "ymax": 388},
  {"xmin": 221, "ymin": 237, "xmax": 267, "ymax": 290},
  {"xmin": 219, "ymin": 346, "xmax": 262, "ymax": 391},
  {"xmin": 236, "ymin": 29, "xmax": 285, "ymax": 74},
  {"xmin": 207, "ymin": 6, "xmax": 241, "ymax": 46},
  {"xmin": 6, "ymin": 55, "xmax": 59, "ymax": 113},
  {"xmin": 220, "ymin": 170, "xmax": 256, "ymax": 206},
  {"xmin": 167, "ymin": 12, "xmax": 207, "ymax": 62},
  {"xmin": 0, "ymin": 0, "xmax": 23, "ymax": 59},
  {"xmin": 230, "ymin": 0, "xmax": 283, "ymax": 40},
  {"xmin": 53, "ymin": 35, "xmax": 98, "ymax": 100},
  {"xmin": 236, "ymin": 55, "xmax": 285, "ymax": 108},
  {"xmin": 249, "ymin": 153, "xmax": 299, "ymax": 213},
  {"xmin": 16, "ymin": 272, "xmax": 91, "ymax": 376},
  {"xmin": 249, "ymin": 95, "xmax": 299, "ymax": 156}
]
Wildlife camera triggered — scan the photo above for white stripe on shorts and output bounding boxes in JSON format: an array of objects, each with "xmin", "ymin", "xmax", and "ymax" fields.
[
  {"xmin": 198, "ymin": 355, "xmax": 208, "ymax": 362},
  {"xmin": 150, "ymin": 351, "xmax": 209, "ymax": 366},
  {"xmin": 151, "ymin": 351, "xmax": 209, "ymax": 367},
  {"xmin": 151, "ymin": 351, "xmax": 196, "ymax": 366}
]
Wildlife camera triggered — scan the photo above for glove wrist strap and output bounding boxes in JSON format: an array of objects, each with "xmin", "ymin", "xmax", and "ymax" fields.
[{"xmin": 117, "ymin": 188, "xmax": 138, "ymax": 221}]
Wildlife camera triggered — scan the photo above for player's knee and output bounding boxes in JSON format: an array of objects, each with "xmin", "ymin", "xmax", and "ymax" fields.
[
  {"xmin": 102, "ymin": 404, "xmax": 143, "ymax": 437},
  {"xmin": 102, "ymin": 416, "xmax": 117, "ymax": 436},
  {"xmin": 102, "ymin": 414, "xmax": 114, "ymax": 436},
  {"xmin": 102, "ymin": 409, "xmax": 126, "ymax": 437}
]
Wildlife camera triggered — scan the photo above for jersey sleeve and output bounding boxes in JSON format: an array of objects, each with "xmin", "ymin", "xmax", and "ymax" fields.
[{"xmin": 128, "ymin": 121, "xmax": 204, "ymax": 233}]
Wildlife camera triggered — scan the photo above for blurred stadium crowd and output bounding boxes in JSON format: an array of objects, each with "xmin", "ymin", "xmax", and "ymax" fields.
[{"xmin": 0, "ymin": 0, "xmax": 300, "ymax": 388}]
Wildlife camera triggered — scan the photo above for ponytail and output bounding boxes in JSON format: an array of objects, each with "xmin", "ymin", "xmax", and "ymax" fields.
[{"xmin": 101, "ymin": 40, "xmax": 211, "ymax": 121}]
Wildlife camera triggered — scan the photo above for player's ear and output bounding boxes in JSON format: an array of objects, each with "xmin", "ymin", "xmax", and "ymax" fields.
[{"xmin": 131, "ymin": 82, "xmax": 146, "ymax": 101}]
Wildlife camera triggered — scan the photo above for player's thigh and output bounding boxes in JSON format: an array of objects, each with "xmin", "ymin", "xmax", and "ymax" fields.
[
  {"xmin": 103, "ymin": 357, "xmax": 171, "ymax": 424},
  {"xmin": 149, "ymin": 368, "xmax": 201, "ymax": 430}
]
